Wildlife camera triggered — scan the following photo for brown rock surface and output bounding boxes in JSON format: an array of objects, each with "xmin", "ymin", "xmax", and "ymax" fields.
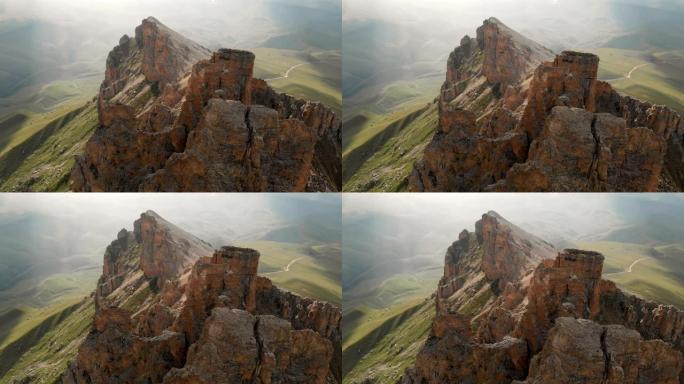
[
  {"xmin": 517, "ymin": 317, "xmax": 683, "ymax": 384},
  {"xmin": 400, "ymin": 212, "xmax": 684, "ymax": 383},
  {"xmin": 96, "ymin": 210, "xmax": 212, "ymax": 309},
  {"xmin": 71, "ymin": 17, "xmax": 341, "ymax": 192},
  {"xmin": 410, "ymin": 18, "xmax": 683, "ymax": 192},
  {"xmin": 62, "ymin": 212, "xmax": 341, "ymax": 383}
]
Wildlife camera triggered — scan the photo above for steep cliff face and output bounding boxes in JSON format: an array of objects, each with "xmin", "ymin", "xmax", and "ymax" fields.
[
  {"xmin": 410, "ymin": 17, "xmax": 683, "ymax": 192},
  {"xmin": 63, "ymin": 212, "xmax": 341, "ymax": 384},
  {"xmin": 401, "ymin": 212, "xmax": 684, "ymax": 384},
  {"xmin": 71, "ymin": 17, "xmax": 341, "ymax": 192}
]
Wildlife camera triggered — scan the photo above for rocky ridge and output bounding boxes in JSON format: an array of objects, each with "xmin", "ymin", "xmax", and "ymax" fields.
[
  {"xmin": 62, "ymin": 211, "xmax": 342, "ymax": 383},
  {"xmin": 70, "ymin": 17, "xmax": 341, "ymax": 192},
  {"xmin": 401, "ymin": 211, "xmax": 684, "ymax": 383},
  {"xmin": 409, "ymin": 17, "xmax": 683, "ymax": 192}
]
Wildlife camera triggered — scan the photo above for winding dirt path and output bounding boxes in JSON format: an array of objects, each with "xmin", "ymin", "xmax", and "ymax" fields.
[
  {"xmin": 264, "ymin": 63, "xmax": 310, "ymax": 81},
  {"xmin": 605, "ymin": 257, "xmax": 649, "ymax": 276},
  {"xmin": 263, "ymin": 257, "xmax": 305, "ymax": 275},
  {"xmin": 605, "ymin": 63, "xmax": 651, "ymax": 82}
]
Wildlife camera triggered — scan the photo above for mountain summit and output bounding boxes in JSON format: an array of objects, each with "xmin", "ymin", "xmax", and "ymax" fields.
[
  {"xmin": 401, "ymin": 212, "xmax": 684, "ymax": 383},
  {"xmin": 410, "ymin": 17, "xmax": 683, "ymax": 192},
  {"xmin": 62, "ymin": 211, "xmax": 342, "ymax": 383},
  {"xmin": 70, "ymin": 17, "xmax": 341, "ymax": 192}
]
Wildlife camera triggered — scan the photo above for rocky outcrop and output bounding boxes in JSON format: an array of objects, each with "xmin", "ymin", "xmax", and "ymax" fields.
[
  {"xmin": 96, "ymin": 210, "xmax": 212, "ymax": 309},
  {"xmin": 475, "ymin": 211, "xmax": 556, "ymax": 291},
  {"xmin": 63, "ymin": 212, "xmax": 341, "ymax": 383},
  {"xmin": 71, "ymin": 17, "xmax": 341, "ymax": 192},
  {"xmin": 401, "ymin": 212, "xmax": 684, "ymax": 384},
  {"xmin": 476, "ymin": 17, "xmax": 554, "ymax": 88},
  {"xmin": 516, "ymin": 317, "xmax": 683, "ymax": 384},
  {"xmin": 436, "ymin": 212, "xmax": 555, "ymax": 310},
  {"xmin": 410, "ymin": 18, "xmax": 683, "ymax": 192}
]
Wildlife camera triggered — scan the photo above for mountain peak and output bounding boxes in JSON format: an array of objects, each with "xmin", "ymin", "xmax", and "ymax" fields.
[
  {"xmin": 133, "ymin": 16, "xmax": 210, "ymax": 85},
  {"xmin": 483, "ymin": 210, "xmax": 503, "ymax": 219},
  {"xmin": 142, "ymin": 209, "xmax": 162, "ymax": 218},
  {"xmin": 476, "ymin": 17, "xmax": 554, "ymax": 86},
  {"xmin": 437, "ymin": 212, "xmax": 555, "ymax": 310},
  {"xmin": 142, "ymin": 16, "xmax": 163, "ymax": 25},
  {"xmin": 475, "ymin": 212, "xmax": 556, "ymax": 290}
]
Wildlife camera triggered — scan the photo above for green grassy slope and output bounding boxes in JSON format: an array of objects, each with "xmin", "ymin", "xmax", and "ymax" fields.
[
  {"xmin": 0, "ymin": 298, "xmax": 94, "ymax": 384},
  {"xmin": 0, "ymin": 102, "xmax": 97, "ymax": 192},
  {"xmin": 343, "ymin": 103, "xmax": 437, "ymax": 191},
  {"xmin": 342, "ymin": 268, "xmax": 440, "ymax": 379},
  {"xmin": 344, "ymin": 298, "xmax": 434, "ymax": 384},
  {"xmin": 570, "ymin": 241, "xmax": 684, "ymax": 309},
  {"xmin": 238, "ymin": 240, "xmax": 342, "ymax": 306},
  {"xmin": 588, "ymin": 47, "xmax": 684, "ymax": 115},
  {"xmin": 253, "ymin": 48, "xmax": 341, "ymax": 114},
  {"xmin": 0, "ymin": 268, "xmax": 99, "ymax": 351}
]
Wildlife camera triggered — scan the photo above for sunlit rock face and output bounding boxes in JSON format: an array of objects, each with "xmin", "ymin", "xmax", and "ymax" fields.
[
  {"xmin": 71, "ymin": 17, "xmax": 341, "ymax": 192},
  {"xmin": 410, "ymin": 18, "xmax": 682, "ymax": 192}
]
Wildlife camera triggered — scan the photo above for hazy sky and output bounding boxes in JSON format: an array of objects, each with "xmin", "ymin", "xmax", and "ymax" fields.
[
  {"xmin": 343, "ymin": 193, "xmax": 684, "ymax": 248},
  {"xmin": 0, "ymin": 193, "xmax": 340, "ymax": 253},
  {"xmin": 344, "ymin": 0, "xmax": 684, "ymax": 54},
  {"xmin": 0, "ymin": 0, "xmax": 337, "ymax": 53}
]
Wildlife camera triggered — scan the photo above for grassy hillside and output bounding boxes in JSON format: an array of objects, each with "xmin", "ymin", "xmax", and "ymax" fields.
[
  {"xmin": 0, "ymin": 102, "xmax": 97, "ymax": 192},
  {"xmin": 570, "ymin": 241, "xmax": 684, "ymax": 309},
  {"xmin": 343, "ymin": 298, "xmax": 434, "ymax": 384},
  {"xmin": 253, "ymin": 47, "xmax": 341, "ymax": 114},
  {"xmin": 238, "ymin": 240, "xmax": 341, "ymax": 306},
  {"xmin": 343, "ymin": 103, "xmax": 437, "ymax": 191},
  {"xmin": 0, "ymin": 298, "xmax": 93, "ymax": 384},
  {"xmin": 588, "ymin": 47, "xmax": 684, "ymax": 114}
]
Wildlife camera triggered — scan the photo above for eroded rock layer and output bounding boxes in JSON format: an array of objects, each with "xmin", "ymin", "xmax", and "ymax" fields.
[
  {"xmin": 410, "ymin": 17, "xmax": 683, "ymax": 192},
  {"xmin": 71, "ymin": 17, "xmax": 341, "ymax": 192},
  {"xmin": 401, "ymin": 211, "xmax": 684, "ymax": 384},
  {"xmin": 62, "ymin": 211, "xmax": 341, "ymax": 384}
]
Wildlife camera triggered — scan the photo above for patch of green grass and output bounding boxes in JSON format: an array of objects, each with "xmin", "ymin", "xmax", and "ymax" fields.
[
  {"xmin": 343, "ymin": 103, "xmax": 437, "ymax": 191},
  {"xmin": 587, "ymin": 47, "xmax": 684, "ymax": 115},
  {"xmin": 0, "ymin": 102, "xmax": 98, "ymax": 191},
  {"xmin": 0, "ymin": 299, "xmax": 94, "ymax": 384},
  {"xmin": 253, "ymin": 48, "xmax": 341, "ymax": 114},
  {"xmin": 458, "ymin": 285, "xmax": 493, "ymax": 316},
  {"xmin": 343, "ymin": 80, "xmax": 437, "ymax": 157},
  {"xmin": 0, "ymin": 75, "xmax": 100, "ymax": 155},
  {"xmin": 344, "ymin": 298, "xmax": 434, "ymax": 384},
  {"xmin": 0, "ymin": 269, "xmax": 99, "ymax": 351},
  {"xmin": 238, "ymin": 240, "xmax": 341, "ymax": 306}
]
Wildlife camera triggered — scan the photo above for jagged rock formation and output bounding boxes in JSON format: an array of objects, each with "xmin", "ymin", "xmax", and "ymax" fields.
[
  {"xmin": 62, "ymin": 211, "xmax": 341, "ymax": 383},
  {"xmin": 409, "ymin": 17, "xmax": 683, "ymax": 192},
  {"xmin": 401, "ymin": 211, "xmax": 684, "ymax": 384},
  {"xmin": 70, "ymin": 17, "xmax": 341, "ymax": 192}
]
